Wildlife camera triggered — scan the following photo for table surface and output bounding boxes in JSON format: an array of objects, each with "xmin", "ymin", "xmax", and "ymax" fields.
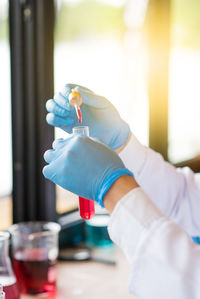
[{"xmin": 21, "ymin": 247, "xmax": 138, "ymax": 299}]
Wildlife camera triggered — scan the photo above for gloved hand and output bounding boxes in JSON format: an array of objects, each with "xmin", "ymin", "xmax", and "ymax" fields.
[
  {"xmin": 46, "ymin": 84, "xmax": 130, "ymax": 150},
  {"xmin": 43, "ymin": 135, "xmax": 133, "ymax": 207}
]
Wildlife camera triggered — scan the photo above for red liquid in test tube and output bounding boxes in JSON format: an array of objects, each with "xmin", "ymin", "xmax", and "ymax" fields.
[
  {"xmin": 75, "ymin": 106, "xmax": 82, "ymax": 123},
  {"xmin": 79, "ymin": 197, "xmax": 95, "ymax": 220},
  {"xmin": 72, "ymin": 126, "xmax": 95, "ymax": 220}
]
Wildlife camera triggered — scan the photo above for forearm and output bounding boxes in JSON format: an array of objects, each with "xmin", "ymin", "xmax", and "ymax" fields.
[
  {"xmin": 106, "ymin": 185, "xmax": 200, "ymax": 299},
  {"xmin": 104, "ymin": 175, "xmax": 139, "ymax": 213},
  {"xmin": 119, "ymin": 134, "xmax": 200, "ymax": 235}
]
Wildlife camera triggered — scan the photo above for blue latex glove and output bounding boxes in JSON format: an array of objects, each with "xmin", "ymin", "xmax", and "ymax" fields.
[
  {"xmin": 46, "ymin": 84, "xmax": 130, "ymax": 150},
  {"xmin": 43, "ymin": 136, "xmax": 133, "ymax": 207}
]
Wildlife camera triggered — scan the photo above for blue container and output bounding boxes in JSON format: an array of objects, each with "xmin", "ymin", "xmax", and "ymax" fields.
[
  {"xmin": 85, "ymin": 215, "xmax": 113, "ymax": 247},
  {"xmin": 192, "ymin": 236, "xmax": 200, "ymax": 244}
]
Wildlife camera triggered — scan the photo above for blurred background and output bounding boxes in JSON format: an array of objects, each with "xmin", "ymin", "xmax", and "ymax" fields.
[{"xmin": 0, "ymin": 0, "xmax": 200, "ymax": 232}]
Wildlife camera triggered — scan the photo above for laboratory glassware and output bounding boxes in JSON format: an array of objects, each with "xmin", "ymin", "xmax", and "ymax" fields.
[
  {"xmin": 9, "ymin": 222, "xmax": 60, "ymax": 295},
  {"xmin": 73, "ymin": 126, "xmax": 95, "ymax": 220},
  {"xmin": 69, "ymin": 90, "xmax": 83, "ymax": 123},
  {"xmin": 0, "ymin": 285, "xmax": 5, "ymax": 299},
  {"xmin": 75, "ymin": 105, "xmax": 82, "ymax": 123},
  {"xmin": 0, "ymin": 232, "xmax": 20, "ymax": 299}
]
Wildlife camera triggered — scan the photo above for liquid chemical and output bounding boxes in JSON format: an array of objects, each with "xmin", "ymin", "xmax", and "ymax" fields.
[
  {"xmin": 79, "ymin": 196, "xmax": 95, "ymax": 220},
  {"xmin": 75, "ymin": 106, "xmax": 82, "ymax": 123},
  {"xmin": 13, "ymin": 248, "xmax": 56, "ymax": 295}
]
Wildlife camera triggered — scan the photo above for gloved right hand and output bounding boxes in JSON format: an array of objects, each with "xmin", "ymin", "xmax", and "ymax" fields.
[{"xmin": 46, "ymin": 84, "xmax": 130, "ymax": 150}]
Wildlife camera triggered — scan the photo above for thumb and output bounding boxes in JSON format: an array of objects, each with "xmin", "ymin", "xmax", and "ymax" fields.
[{"xmin": 76, "ymin": 86, "xmax": 109, "ymax": 109}]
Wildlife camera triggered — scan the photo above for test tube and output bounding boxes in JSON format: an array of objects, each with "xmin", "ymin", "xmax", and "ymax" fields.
[
  {"xmin": 0, "ymin": 285, "xmax": 5, "ymax": 299},
  {"xmin": 73, "ymin": 126, "xmax": 95, "ymax": 220},
  {"xmin": 68, "ymin": 90, "xmax": 83, "ymax": 123},
  {"xmin": 74, "ymin": 105, "xmax": 82, "ymax": 123}
]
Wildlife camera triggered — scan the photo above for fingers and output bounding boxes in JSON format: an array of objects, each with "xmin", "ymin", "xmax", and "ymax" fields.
[
  {"xmin": 43, "ymin": 146, "xmax": 63, "ymax": 164},
  {"xmin": 44, "ymin": 136, "xmax": 74, "ymax": 163},
  {"xmin": 52, "ymin": 138, "xmax": 66, "ymax": 150},
  {"xmin": 43, "ymin": 137, "xmax": 73, "ymax": 181},
  {"xmin": 53, "ymin": 83, "xmax": 108, "ymax": 110},
  {"xmin": 43, "ymin": 164, "xmax": 55, "ymax": 180},
  {"xmin": 43, "ymin": 157, "xmax": 68, "ymax": 187},
  {"xmin": 46, "ymin": 99, "xmax": 70, "ymax": 117},
  {"xmin": 54, "ymin": 92, "xmax": 71, "ymax": 110},
  {"xmin": 61, "ymin": 83, "xmax": 94, "ymax": 97},
  {"xmin": 43, "ymin": 141, "xmax": 66, "ymax": 167},
  {"xmin": 61, "ymin": 83, "xmax": 78, "ymax": 98},
  {"xmin": 75, "ymin": 86, "xmax": 109, "ymax": 108},
  {"xmin": 61, "ymin": 83, "xmax": 108, "ymax": 108},
  {"xmin": 46, "ymin": 113, "xmax": 75, "ymax": 128},
  {"xmin": 46, "ymin": 96, "xmax": 76, "ymax": 131},
  {"xmin": 44, "ymin": 149, "xmax": 56, "ymax": 164}
]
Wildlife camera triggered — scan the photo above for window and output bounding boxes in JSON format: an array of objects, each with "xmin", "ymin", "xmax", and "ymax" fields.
[
  {"xmin": 54, "ymin": 0, "xmax": 149, "ymax": 214},
  {"xmin": 8, "ymin": 0, "xmax": 199, "ymax": 224},
  {"xmin": 0, "ymin": 0, "xmax": 12, "ymax": 230},
  {"xmin": 169, "ymin": 0, "xmax": 200, "ymax": 163}
]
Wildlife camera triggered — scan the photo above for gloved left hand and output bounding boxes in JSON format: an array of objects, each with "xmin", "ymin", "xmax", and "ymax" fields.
[{"xmin": 43, "ymin": 135, "xmax": 133, "ymax": 207}]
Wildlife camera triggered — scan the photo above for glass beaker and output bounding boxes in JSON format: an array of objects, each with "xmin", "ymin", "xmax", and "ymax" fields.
[
  {"xmin": 0, "ymin": 284, "xmax": 5, "ymax": 299},
  {"xmin": 9, "ymin": 222, "xmax": 60, "ymax": 295},
  {"xmin": 0, "ymin": 232, "xmax": 20, "ymax": 299}
]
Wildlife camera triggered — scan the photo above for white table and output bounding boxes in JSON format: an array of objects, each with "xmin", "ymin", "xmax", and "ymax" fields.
[{"xmin": 22, "ymin": 247, "xmax": 138, "ymax": 299}]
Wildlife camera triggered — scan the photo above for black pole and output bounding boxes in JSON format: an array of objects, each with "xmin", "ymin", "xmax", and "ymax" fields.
[{"xmin": 9, "ymin": 0, "xmax": 56, "ymax": 222}]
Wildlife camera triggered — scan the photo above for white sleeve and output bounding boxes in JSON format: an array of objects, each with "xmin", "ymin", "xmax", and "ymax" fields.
[
  {"xmin": 119, "ymin": 134, "xmax": 200, "ymax": 236},
  {"xmin": 108, "ymin": 188, "xmax": 200, "ymax": 299}
]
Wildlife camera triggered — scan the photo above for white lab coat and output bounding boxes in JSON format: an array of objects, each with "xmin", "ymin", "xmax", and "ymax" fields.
[{"xmin": 108, "ymin": 134, "xmax": 200, "ymax": 299}]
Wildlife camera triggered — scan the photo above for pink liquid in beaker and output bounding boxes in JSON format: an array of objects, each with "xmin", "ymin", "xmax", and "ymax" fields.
[{"xmin": 13, "ymin": 248, "xmax": 57, "ymax": 295}]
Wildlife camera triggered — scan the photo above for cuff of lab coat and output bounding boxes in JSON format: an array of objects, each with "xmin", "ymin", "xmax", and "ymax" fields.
[
  {"xmin": 119, "ymin": 134, "xmax": 148, "ymax": 177},
  {"xmin": 108, "ymin": 187, "xmax": 164, "ymax": 264}
]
